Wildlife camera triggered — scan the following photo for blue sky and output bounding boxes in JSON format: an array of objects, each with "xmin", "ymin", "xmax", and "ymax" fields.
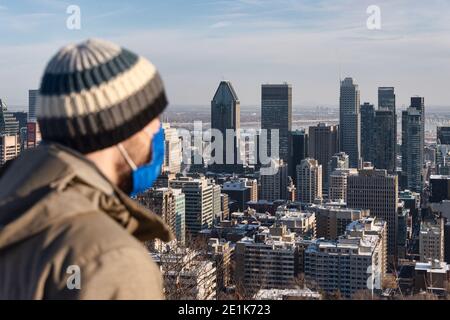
[{"xmin": 1, "ymin": 0, "xmax": 450, "ymax": 110}]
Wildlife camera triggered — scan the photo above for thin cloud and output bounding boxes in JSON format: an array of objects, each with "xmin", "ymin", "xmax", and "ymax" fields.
[{"xmin": 210, "ymin": 21, "xmax": 232, "ymax": 29}]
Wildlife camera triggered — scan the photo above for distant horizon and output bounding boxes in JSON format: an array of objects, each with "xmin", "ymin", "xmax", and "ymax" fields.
[{"xmin": 5, "ymin": 103, "xmax": 450, "ymax": 114}]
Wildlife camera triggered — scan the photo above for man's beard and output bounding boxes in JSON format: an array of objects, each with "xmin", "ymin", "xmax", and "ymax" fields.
[
  {"xmin": 116, "ymin": 141, "xmax": 153, "ymax": 195},
  {"xmin": 117, "ymin": 164, "xmax": 133, "ymax": 195}
]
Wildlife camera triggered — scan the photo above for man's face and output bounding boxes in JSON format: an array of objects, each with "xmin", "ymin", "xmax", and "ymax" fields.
[
  {"xmin": 117, "ymin": 117, "xmax": 161, "ymax": 193},
  {"xmin": 124, "ymin": 117, "xmax": 161, "ymax": 166}
]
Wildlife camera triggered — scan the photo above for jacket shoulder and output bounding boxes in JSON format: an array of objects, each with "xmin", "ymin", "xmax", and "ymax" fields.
[{"xmin": 42, "ymin": 211, "xmax": 164, "ymax": 299}]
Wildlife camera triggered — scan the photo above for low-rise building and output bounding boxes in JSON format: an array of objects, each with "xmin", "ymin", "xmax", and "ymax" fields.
[
  {"xmin": 414, "ymin": 260, "xmax": 450, "ymax": 296},
  {"xmin": 276, "ymin": 206, "xmax": 316, "ymax": 238},
  {"xmin": 304, "ymin": 217, "xmax": 387, "ymax": 298},
  {"xmin": 310, "ymin": 205, "xmax": 369, "ymax": 240},
  {"xmin": 235, "ymin": 225, "xmax": 299, "ymax": 297},
  {"xmin": 419, "ymin": 219, "xmax": 445, "ymax": 263},
  {"xmin": 207, "ymin": 238, "xmax": 234, "ymax": 294}
]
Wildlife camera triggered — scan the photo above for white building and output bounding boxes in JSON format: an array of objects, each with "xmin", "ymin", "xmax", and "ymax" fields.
[
  {"xmin": 173, "ymin": 188, "xmax": 186, "ymax": 246},
  {"xmin": 328, "ymin": 168, "xmax": 358, "ymax": 203},
  {"xmin": 169, "ymin": 177, "xmax": 213, "ymax": 235},
  {"xmin": 162, "ymin": 123, "xmax": 182, "ymax": 174},
  {"xmin": 0, "ymin": 135, "xmax": 20, "ymax": 166},
  {"xmin": 296, "ymin": 158, "xmax": 322, "ymax": 204},
  {"xmin": 304, "ymin": 217, "xmax": 387, "ymax": 298}
]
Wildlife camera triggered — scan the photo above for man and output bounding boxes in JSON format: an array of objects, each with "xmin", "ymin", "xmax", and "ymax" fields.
[{"xmin": 0, "ymin": 39, "xmax": 173, "ymax": 299}]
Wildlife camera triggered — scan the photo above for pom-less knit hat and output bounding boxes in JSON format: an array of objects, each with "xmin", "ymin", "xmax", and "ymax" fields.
[{"xmin": 37, "ymin": 38, "xmax": 168, "ymax": 153}]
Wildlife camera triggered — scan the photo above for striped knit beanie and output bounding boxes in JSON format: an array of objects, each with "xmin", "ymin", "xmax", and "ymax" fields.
[{"xmin": 37, "ymin": 39, "xmax": 168, "ymax": 153}]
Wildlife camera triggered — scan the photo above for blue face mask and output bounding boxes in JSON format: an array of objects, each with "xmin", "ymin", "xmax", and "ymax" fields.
[{"xmin": 118, "ymin": 125, "xmax": 165, "ymax": 197}]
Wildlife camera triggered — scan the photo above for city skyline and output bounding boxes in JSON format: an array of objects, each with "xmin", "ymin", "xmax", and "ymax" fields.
[
  {"xmin": 2, "ymin": 1, "xmax": 450, "ymax": 303},
  {"xmin": 1, "ymin": 0, "xmax": 450, "ymax": 108}
]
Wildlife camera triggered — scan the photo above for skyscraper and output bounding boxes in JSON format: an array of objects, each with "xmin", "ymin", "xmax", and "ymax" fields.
[
  {"xmin": 360, "ymin": 102, "xmax": 375, "ymax": 163},
  {"xmin": 289, "ymin": 130, "xmax": 308, "ymax": 184},
  {"xmin": 378, "ymin": 87, "xmax": 396, "ymax": 112},
  {"xmin": 374, "ymin": 87, "xmax": 397, "ymax": 173},
  {"xmin": 308, "ymin": 123, "xmax": 339, "ymax": 190},
  {"xmin": 211, "ymin": 81, "xmax": 240, "ymax": 171},
  {"xmin": 261, "ymin": 83, "xmax": 292, "ymax": 162},
  {"xmin": 373, "ymin": 108, "xmax": 396, "ymax": 173},
  {"xmin": 437, "ymin": 127, "xmax": 450, "ymax": 145},
  {"xmin": 28, "ymin": 90, "xmax": 39, "ymax": 122},
  {"xmin": 401, "ymin": 97, "xmax": 425, "ymax": 192},
  {"xmin": 347, "ymin": 168, "xmax": 399, "ymax": 261},
  {"xmin": 339, "ymin": 78, "xmax": 360, "ymax": 168},
  {"xmin": 0, "ymin": 100, "xmax": 20, "ymax": 136},
  {"xmin": 296, "ymin": 158, "xmax": 322, "ymax": 203}
]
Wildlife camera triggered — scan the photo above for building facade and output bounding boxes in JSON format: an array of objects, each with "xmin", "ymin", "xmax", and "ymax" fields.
[
  {"xmin": 296, "ymin": 158, "xmax": 322, "ymax": 203},
  {"xmin": 347, "ymin": 168, "xmax": 398, "ymax": 260},
  {"xmin": 308, "ymin": 123, "xmax": 339, "ymax": 190},
  {"xmin": 401, "ymin": 97, "xmax": 425, "ymax": 192},
  {"xmin": 305, "ymin": 218, "xmax": 386, "ymax": 298},
  {"xmin": 169, "ymin": 177, "xmax": 214, "ymax": 236},
  {"xmin": 339, "ymin": 78, "xmax": 361, "ymax": 168},
  {"xmin": 261, "ymin": 84, "xmax": 292, "ymax": 162}
]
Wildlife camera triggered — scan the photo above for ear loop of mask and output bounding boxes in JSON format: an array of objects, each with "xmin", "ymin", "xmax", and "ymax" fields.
[
  {"xmin": 117, "ymin": 143, "xmax": 138, "ymax": 171},
  {"xmin": 117, "ymin": 128, "xmax": 157, "ymax": 171}
]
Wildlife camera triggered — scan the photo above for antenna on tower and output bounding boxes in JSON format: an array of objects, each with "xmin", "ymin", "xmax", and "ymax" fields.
[{"xmin": 336, "ymin": 48, "xmax": 342, "ymax": 83}]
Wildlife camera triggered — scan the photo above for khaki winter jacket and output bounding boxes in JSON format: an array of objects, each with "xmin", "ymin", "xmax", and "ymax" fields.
[{"xmin": 0, "ymin": 143, "xmax": 173, "ymax": 300}]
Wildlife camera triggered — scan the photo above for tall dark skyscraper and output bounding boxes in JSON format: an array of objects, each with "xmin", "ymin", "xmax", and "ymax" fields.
[
  {"xmin": 211, "ymin": 81, "xmax": 240, "ymax": 171},
  {"xmin": 378, "ymin": 87, "xmax": 396, "ymax": 111},
  {"xmin": 437, "ymin": 127, "xmax": 450, "ymax": 145},
  {"xmin": 374, "ymin": 87, "xmax": 396, "ymax": 173},
  {"xmin": 308, "ymin": 123, "xmax": 339, "ymax": 190},
  {"xmin": 261, "ymin": 84, "xmax": 292, "ymax": 162},
  {"xmin": 373, "ymin": 108, "xmax": 396, "ymax": 173},
  {"xmin": 361, "ymin": 88, "xmax": 397, "ymax": 173},
  {"xmin": 289, "ymin": 130, "xmax": 308, "ymax": 185},
  {"xmin": 28, "ymin": 89, "xmax": 39, "ymax": 123},
  {"xmin": 12, "ymin": 112, "xmax": 28, "ymax": 130},
  {"xmin": 339, "ymin": 78, "xmax": 360, "ymax": 168},
  {"xmin": 360, "ymin": 102, "xmax": 375, "ymax": 163},
  {"xmin": 401, "ymin": 97, "xmax": 425, "ymax": 192}
]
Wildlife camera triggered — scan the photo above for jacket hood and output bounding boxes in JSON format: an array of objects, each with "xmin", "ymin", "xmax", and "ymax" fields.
[{"xmin": 0, "ymin": 143, "xmax": 173, "ymax": 250}]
